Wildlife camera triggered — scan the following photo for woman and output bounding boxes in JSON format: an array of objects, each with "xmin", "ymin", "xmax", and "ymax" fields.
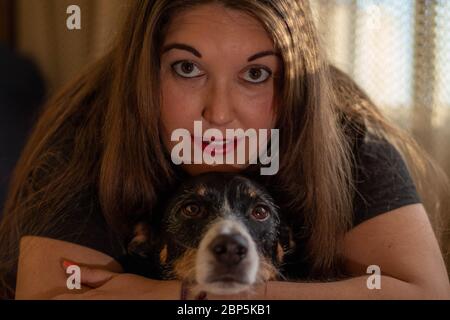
[{"xmin": 1, "ymin": 0, "xmax": 449, "ymax": 299}]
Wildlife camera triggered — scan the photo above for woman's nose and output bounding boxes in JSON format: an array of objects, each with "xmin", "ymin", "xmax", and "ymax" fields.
[{"xmin": 202, "ymin": 82, "xmax": 235, "ymax": 127}]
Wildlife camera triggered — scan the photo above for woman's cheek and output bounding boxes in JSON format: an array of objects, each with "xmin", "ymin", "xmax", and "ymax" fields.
[
  {"xmin": 161, "ymin": 80, "xmax": 201, "ymax": 129},
  {"xmin": 236, "ymin": 90, "xmax": 276, "ymax": 129}
]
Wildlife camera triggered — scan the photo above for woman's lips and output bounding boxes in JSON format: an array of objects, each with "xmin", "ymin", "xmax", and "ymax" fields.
[{"xmin": 191, "ymin": 135, "xmax": 241, "ymax": 156}]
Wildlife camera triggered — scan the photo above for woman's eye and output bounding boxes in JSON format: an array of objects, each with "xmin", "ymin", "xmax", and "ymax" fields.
[
  {"xmin": 242, "ymin": 67, "xmax": 272, "ymax": 84},
  {"xmin": 251, "ymin": 205, "xmax": 270, "ymax": 221},
  {"xmin": 182, "ymin": 204, "xmax": 203, "ymax": 218},
  {"xmin": 172, "ymin": 61, "xmax": 203, "ymax": 78}
]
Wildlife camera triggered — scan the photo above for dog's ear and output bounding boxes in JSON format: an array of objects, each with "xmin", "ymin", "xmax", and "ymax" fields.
[{"xmin": 128, "ymin": 222, "xmax": 161, "ymax": 258}]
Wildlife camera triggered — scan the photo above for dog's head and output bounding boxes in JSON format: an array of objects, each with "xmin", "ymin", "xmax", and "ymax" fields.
[{"xmin": 129, "ymin": 172, "xmax": 285, "ymax": 295}]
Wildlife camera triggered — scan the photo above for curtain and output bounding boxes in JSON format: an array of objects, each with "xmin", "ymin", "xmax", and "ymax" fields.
[
  {"xmin": 15, "ymin": 0, "xmax": 132, "ymax": 91},
  {"xmin": 311, "ymin": 0, "xmax": 450, "ymax": 172}
]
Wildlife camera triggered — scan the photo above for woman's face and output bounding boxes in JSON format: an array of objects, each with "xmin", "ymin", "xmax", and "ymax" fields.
[{"xmin": 160, "ymin": 3, "xmax": 281, "ymax": 176}]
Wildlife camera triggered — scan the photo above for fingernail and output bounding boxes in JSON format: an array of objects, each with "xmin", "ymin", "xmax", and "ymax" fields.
[{"xmin": 62, "ymin": 260, "xmax": 76, "ymax": 269}]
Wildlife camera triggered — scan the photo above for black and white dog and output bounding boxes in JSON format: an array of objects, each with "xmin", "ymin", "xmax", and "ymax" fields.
[{"xmin": 127, "ymin": 172, "xmax": 288, "ymax": 295}]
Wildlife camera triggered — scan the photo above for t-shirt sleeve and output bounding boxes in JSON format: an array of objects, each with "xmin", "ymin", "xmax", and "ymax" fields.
[{"xmin": 352, "ymin": 137, "xmax": 422, "ymax": 227}]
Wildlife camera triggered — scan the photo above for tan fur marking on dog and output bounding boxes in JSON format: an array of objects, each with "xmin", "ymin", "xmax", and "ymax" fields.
[
  {"xmin": 159, "ymin": 245, "xmax": 168, "ymax": 265},
  {"xmin": 196, "ymin": 186, "xmax": 207, "ymax": 196},
  {"xmin": 132, "ymin": 223, "xmax": 149, "ymax": 244},
  {"xmin": 171, "ymin": 248, "xmax": 197, "ymax": 282},
  {"xmin": 276, "ymin": 243, "xmax": 285, "ymax": 263},
  {"xmin": 248, "ymin": 189, "xmax": 257, "ymax": 198},
  {"xmin": 257, "ymin": 257, "xmax": 280, "ymax": 282}
]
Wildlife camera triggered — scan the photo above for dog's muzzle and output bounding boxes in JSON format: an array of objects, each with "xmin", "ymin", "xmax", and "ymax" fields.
[{"xmin": 195, "ymin": 218, "xmax": 259, "ymax": 295}]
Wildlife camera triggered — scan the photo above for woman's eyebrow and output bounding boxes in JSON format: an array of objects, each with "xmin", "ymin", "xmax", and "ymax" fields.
[
  {"xmin": 247, "ymin": 50, "xmax": 280, "ymax": 62},
  {"xmin": 161, "ymin": 43, "xmax": 279, "ymax": 62},
  {"xmin": 162, "ymin": 43, "xmax": 202, "ymax": 58}
]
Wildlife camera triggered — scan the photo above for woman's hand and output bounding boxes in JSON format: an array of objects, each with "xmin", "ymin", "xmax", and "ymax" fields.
[
  {"xmin": 53, "ymin": 261, "xmax": 182, "ymax": 300},
  {"xmin": 55, "ymin": 260, "xmax": 267, "ymax": 300}
]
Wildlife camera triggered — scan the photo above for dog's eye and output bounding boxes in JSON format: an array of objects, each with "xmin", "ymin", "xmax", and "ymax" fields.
[
  {"xmin": 182, "ymin": 204, "xmax": 202, "ymax": 218},
  {"xmin": 251, "ymin": 205, "xmax": 270, "ymax": 221}
]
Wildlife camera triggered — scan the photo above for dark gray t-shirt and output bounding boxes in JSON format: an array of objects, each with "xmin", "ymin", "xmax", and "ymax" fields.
[{"xmin": 352, "ymin": 137, "xmax": 420, "ymax": 226}]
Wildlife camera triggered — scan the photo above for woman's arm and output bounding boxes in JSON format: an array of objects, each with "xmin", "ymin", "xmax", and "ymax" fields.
[
  {"xmin": 15, "ymin": 236, "xmax": 123, "ymax": 299},
  {"xmin": 208, "ymin": 204, "xmax": 450, "ymax": 300},
  {"xmin": 25, "ymin": 203, "xmax": 448, "ymax": 300},
  {"xmin": 338, "ymin": 203, "xmax": 449, "ymax": 299},
  {"xmin": 15, "ymin": 236, "xmax": 181, "ymax": 299}
]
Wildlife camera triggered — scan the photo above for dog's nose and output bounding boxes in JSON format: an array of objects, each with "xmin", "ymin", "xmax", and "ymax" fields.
[{"xmin": 209, "ymin": 234, "xmax": 248, "ymax": 266}]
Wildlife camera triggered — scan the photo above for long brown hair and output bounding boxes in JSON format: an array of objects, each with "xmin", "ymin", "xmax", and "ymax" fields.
[{"xmin": 1, "ymin": 0, "xmax": 448, "ymax": 298}]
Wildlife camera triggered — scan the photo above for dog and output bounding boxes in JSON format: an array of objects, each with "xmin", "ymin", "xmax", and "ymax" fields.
[{"xmin": 127, "ymin": 172, "xmax": 289, "ymax": 296}]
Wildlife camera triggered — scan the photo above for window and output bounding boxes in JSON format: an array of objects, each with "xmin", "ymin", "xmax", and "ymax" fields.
[{"xmin": 311, "ymin": 0, "xmax": 450, "ymax": 132}]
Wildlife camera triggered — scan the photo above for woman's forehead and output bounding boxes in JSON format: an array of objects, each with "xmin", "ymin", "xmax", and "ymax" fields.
[{"xmin": 163, "ymin": 4, "xmax": 275, "ymax": 51}]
